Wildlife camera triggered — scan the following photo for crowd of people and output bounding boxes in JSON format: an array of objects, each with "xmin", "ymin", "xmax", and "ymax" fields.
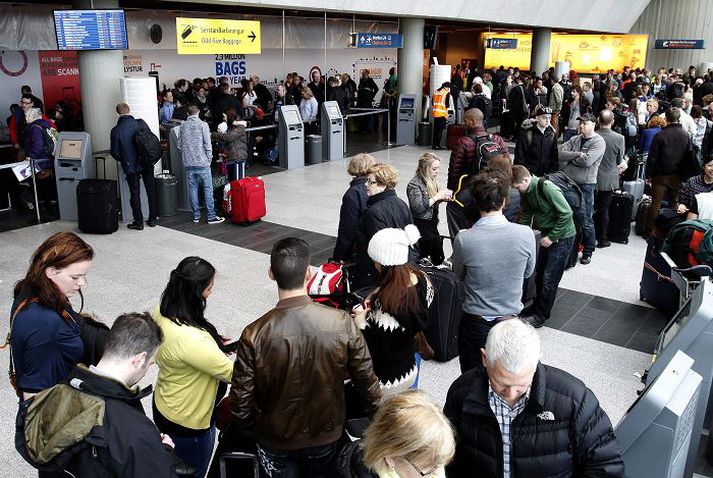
[{"xmin": 9, "ymin": 61, "xmax": 713, "ymax": 478}]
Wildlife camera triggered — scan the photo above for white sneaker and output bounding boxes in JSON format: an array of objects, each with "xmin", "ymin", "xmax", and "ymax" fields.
[
  {"xmin": 192, "ymin": 218, "xmax": 200, "ymax": 223},
  {"xmin": 207, "ymin": 216, "xmax": 225, "ymax": 225}
]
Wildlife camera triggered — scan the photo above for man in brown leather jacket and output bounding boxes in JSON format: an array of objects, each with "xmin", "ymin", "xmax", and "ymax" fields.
[{"xmin": 230, "ymin": 237, "xmax": 382, "ymax": 477}]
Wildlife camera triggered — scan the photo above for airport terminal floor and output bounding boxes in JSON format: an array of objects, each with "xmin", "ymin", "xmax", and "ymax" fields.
[{"xmin": 1, "ymin": 141, "xmax": 711, "ymax": 477}]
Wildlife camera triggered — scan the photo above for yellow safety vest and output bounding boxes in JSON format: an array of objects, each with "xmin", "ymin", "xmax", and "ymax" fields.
[{"xmin": 433, "ymin": 90, "xmax": 448, "ymax": 118}]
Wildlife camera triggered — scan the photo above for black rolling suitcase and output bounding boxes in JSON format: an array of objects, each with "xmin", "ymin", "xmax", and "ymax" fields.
[
  {"xmin": 640, "ymin": 235, "xmax": 679, "ymax": 317},
  {"xmin": 607, "ymin": 191, "xmax": 634, "ymax": 244},
  {"xmin": 77, "ymin": 179, "xmax": 119, "ymax": 234},
  {"xmin": 522, "ymin": 230, "xmax": 541, "ymax": 303},
  {"xmin": 418, "ymin": 266, "xmax": 464, "ymax": 361}
]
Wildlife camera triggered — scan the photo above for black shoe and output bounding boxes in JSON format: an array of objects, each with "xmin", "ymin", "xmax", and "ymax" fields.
[
  {"xmin": 521, "ymin": 315, "xmax": 544, "ymax": 328},
  {"xmin": 596, "ymin": 240, "xmax": 611, "ymax": 248},
  {"xmin": 580, "ymin": 253, "xmax": 592, "ymax": 265},
  {"xmin": 146, "ymin": 218, "xmax": 157, "ymax": 227},
  {"xmin": 127, "ymin": 222, "xmax": 144, "ymax": 231}
]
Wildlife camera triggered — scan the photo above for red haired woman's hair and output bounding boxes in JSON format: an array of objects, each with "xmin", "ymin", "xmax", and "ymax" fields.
[
  {"xmin": 14, "ymin": 232, "xmax": 94, "ymax": 314},
  {"xmin": 376, "ymin": 264, "xmax": 423, "ymax": 318}
]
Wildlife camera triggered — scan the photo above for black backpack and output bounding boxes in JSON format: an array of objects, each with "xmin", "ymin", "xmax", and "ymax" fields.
[
  {"xmin": 470, "ymin": 95, "xmax": 493, "ymax": 119},
  {"xmin": 537, "ymin": 171, "xmax": 582, "ymax": 212},
  {"xmin": 134, "ymin": 119, "xmax": 162, "ymax": 169},
  {"xmin": 470, "ymin": 133, "xmax": 507, "ymax": 174},
  {"xmin": 31, "ymin": 124, "xmax": 56, "ymax": 159}
]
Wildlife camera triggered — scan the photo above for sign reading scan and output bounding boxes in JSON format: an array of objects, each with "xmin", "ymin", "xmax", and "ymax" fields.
[{"xmin": 176, "ymin": 18, "xmax": 261, "ymax": 55}]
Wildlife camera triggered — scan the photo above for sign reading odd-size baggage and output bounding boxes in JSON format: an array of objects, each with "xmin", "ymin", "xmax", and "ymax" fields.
[
  {"xmin": 654, "ymin": 39, "xmax": 705, "ymax": 49},
  {"xmin": 176, "ymin": 18, "xmax": 261, "ymax": 55}
]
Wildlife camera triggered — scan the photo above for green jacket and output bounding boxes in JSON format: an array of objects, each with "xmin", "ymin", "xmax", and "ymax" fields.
[{"xmin": 518, "ymin": 176, "xmax": 576, "ymax": 241}]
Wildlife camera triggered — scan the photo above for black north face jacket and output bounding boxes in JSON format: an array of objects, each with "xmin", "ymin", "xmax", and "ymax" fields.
[{"xmin": 443, "ymin": 363, "xmax": 625, "ymax": 478}]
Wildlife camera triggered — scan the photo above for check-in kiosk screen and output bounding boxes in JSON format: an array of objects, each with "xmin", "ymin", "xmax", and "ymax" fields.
[
  {"xmin": 654, "ymin": 299, "xmax": 693, "ymax": 359},
  {"xmin": 283, "ymin": 110, "xmax": 301, "ymax": 124},
  {"xmin": 327, "ymin": 105, "xmax": 341, "ymax": 117},
  {"xmin": 400, "ymin": 97, "xmax": 415, "ymax": 109},
  {"xmin": 59, "ymin": 140, "xmax": 84, "ymax": 160}
]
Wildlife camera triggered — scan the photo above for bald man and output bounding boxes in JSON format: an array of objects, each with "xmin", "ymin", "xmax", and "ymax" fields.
[{"xmin": 594, "ymin": 110, "xmax": 627, "ymax": 248}]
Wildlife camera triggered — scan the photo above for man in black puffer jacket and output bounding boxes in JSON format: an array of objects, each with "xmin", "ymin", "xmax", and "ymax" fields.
[{"xmin": 444, "ymin": 319, "xmax": 625, "ymax": 478}]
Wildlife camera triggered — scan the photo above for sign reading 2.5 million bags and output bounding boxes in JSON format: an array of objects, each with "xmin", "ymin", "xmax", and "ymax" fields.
[{"xmin": 176, "ymin": 18, "xmax": 261, "ymax": 55}]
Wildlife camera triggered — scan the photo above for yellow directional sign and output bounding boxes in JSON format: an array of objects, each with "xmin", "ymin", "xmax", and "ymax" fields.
[{"xmin": 176, "ymin": 18, "xmax": 261, "ymax": 55}]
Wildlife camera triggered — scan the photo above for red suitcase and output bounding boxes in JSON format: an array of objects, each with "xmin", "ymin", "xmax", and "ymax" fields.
[
  {"xmin": 446, "ymin": 124, "xmax": 465, "ymax": 150},
  {"xmin": 230, "ymin": 177, "xmax": 266, "ymax": 224}
]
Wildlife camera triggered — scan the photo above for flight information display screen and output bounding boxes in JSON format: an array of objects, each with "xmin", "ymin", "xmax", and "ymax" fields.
[{"xmin": 54, "ymin": 9, "xmax": 128, "ymax": 51}]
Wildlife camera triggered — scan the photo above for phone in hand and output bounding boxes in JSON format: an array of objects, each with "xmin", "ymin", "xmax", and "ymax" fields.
[{"xmin": 223, "ymin": 340, "xmax": 239, "ymax": 353}]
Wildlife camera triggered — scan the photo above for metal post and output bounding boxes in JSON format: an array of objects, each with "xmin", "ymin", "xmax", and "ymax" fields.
[
  {"xmin": 29, "ymin": 158, "xmax": 40, "ymax": 224},
  {"xmin": 385, "ymin": 108, "xmax": 394, "ymax": 146}
]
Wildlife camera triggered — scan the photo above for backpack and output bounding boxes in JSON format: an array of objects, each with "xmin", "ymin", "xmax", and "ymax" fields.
[
  {"xmin": 471, "ymin": 95, "xmax": 493, "ymax": 119},
  {"xmin": 31, "ymin": 124, "xmax": 58, "ymax": 158},
  {"xmin": 469, "ymin": 133, "xmax": 507, "ymax": 174},
  {"xmin": 307, "ymin": 261, "xmax": 351, "ymax": 309},
  {"xmin": 134, "ymin": 119, "xmax": 162, "ymax": 169},
  {"xmin": 662, "ymin": 219, "xmax": 713, "ymax": 267},
  {"xmin": 537, "ymin": 171, "xmax": 583, "ymax": 212}
]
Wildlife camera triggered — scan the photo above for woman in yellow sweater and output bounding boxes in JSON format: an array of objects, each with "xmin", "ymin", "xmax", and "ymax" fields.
[{"xmin": 152, "ymin": 257, "xmax": 234, "ymax": 478}]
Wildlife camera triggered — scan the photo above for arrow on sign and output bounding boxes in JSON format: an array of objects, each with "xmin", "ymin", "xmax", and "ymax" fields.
[{"xmin": 248, "ymin": 31, "xmax": 256, "ymax": 42}]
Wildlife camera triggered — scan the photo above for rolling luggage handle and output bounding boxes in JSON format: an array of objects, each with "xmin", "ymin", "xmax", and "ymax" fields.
[
  {"xmin": 219, "ymin": 452, "xmax": 259, "ymax": 478},
  {"xmin": 92, "ymin": 150, "xmax": 122, "ymax": 222}
]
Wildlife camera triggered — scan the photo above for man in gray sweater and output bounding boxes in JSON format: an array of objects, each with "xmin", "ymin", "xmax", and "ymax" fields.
[
  {"xmin": 452, "ymin": 171, "xmax": 537, "ymax": 373},
  {"xmin": 559, "ymin": 112, "xmax": 605, "ymax": 265},
  {"xmin": 178, "ymin": 104, "xmax": 225, "ymax": 224},
  {"xmin": 595, "ymin": 110, "xmax": 627, "ymax": 248}
]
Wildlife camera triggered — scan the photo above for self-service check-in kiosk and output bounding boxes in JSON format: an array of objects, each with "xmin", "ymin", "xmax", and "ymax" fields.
[
  {"xmin": 616, "ymin": 350, "xmax": 702, "ymax": 478},
  {"xmin": 54, "ymin": 132, "xmax": 94, "ymax": 221},
  {"xmin": 278, "ymin": 105, "xmax": 304, "ymax": 169},
  {"xmin": 643, "ymin": 277, "xmax": 713, "ymax": 477},
  {"xmin": 321, "ymin": 101, "xmax": 343, "ymax": 162},
  {"xmin": 396, "ymin": 94, "xmax": 416, "ymax": 145}
]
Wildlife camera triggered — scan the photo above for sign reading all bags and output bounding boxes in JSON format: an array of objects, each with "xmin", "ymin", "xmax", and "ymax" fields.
[
  {"xmin": 654, "ymin": 39, "xmax": 705, "ymax": 50},
  {"xmin": 357, "ymin": 33, "xmax": 403, "ymax": 49},
  {"xmin": 176, "ymin": 18, "xmax": 261, "ymax": 55},
  {"xmin": 486, "ymin": 38, "xmax": 518, "ymax": 49}
]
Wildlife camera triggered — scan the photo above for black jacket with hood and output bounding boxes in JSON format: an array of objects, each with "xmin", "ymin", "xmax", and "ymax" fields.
[{"xmin": 514, "ymin": 119, "xmax": 559, "ymax": 177}]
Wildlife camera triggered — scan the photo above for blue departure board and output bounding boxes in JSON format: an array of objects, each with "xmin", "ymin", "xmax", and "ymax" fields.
[{"xmin": 54, "ymin": 9, "xmax": 128, "ymax": 51}]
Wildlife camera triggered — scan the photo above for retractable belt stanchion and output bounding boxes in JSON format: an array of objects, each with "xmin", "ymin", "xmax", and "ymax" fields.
[{"xmin": 29, "ymin": 157, "xmax": 40, "ymax": 224}]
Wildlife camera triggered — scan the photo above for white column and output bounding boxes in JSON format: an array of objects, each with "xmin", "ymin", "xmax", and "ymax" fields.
[
  {"xmin": 74, "ymin": 0, "xmax": 124, "ymax": 153},
  {"xmin": 530, "ymin": 28, "xmax": 552, "ymax": 76},
  {"xmin": 398, "ymin": 18, "xmax": 426, "ymax": 122}
]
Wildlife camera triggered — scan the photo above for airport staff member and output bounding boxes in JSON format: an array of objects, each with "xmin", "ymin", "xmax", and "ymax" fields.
[
  {"xmin": 444, "ymin": 319, "xmax": 625, "ymax": 478},
  {"xmin": 432, "ymin": 82, "xmax": 451, "ymax": 150}
]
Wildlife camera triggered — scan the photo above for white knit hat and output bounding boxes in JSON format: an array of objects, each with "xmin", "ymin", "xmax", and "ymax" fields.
[{"xmin": 367, "ymin": 225, "xmax": 421, "ymax": 266}]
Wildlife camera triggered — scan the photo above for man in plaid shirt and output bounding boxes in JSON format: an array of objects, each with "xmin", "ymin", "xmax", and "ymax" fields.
[{"xmin": 444, "ymin": 319, "xmax": 624, "ymax": 478}]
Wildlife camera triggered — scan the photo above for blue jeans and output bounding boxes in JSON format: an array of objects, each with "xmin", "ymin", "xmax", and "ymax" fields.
[
  {"xmin": 257, "ymin": 442, "xmax": 337, "ymax": 478},
  {"xmin": 529, "ymin": 235, "xmax": 575, "ymax": 322},
  {"xmin": 575, "ymin": 184, "xmax": 596, "ymax": 254},
  {"xmin": 186, "ymin": 166, "xmax": 217, "ymax": 221},
  {"xmin": 171, "ymin": 426, "xmax": 216, "ymax": 478},
  {"xmin": 563, "ymin": 128, "xmax": 578, "ymax": 142}
]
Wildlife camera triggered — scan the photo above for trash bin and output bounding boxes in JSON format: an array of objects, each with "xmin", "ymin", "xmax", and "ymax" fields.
[
  {"xmin": 418, "ymin": 122, "xmax": 432, "ymax": 146},
  {"xmin": 155, "ymin": 173, "xmax": 178, "ymax": 217},
  {"xmin": 305, "ymin": 135, "xmax": 323, "ymax": 165}
]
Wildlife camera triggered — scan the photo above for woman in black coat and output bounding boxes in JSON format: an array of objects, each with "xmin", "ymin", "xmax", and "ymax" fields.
[
  {"xmin": 353, "ymin": 163, "xmax": 414, "ymax": 288},
  {"xmin": 333, "ymin": 154, "xmax": 375, "ymax": 262}
]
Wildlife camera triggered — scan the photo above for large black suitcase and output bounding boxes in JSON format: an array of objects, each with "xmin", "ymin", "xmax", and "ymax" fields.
[
  {"xmin": 640, "ymin": 235, "xmax": 679, "ymax": 317},
  {"xmin": 77, "ymin": 179, "xmax": 119, "ymax": 234},
  {"xmin": 418, "ymin": 266, "xmax": 464, "ymax": 361},
  {"xmin": 607, "ymin": 191, "xmax": 634, "ymax": 244}
]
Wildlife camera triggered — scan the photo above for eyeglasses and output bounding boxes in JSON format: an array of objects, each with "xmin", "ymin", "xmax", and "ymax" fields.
[{"xmin": 405, "ymin": 457, "xmax": 439, "ymax": 477}]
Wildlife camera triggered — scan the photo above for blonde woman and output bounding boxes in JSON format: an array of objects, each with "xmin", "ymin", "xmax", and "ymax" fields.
[
  {"xmin": 337, "ymin": 390, "xmax": 455, "ymax": 477},
  {"xmin": 407, "ymin": 153, "xmax": 452, "ymax": 266}
]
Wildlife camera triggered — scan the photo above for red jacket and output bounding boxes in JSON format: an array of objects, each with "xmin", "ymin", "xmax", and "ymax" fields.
[{"xmin": 447, "ymin": 126, "xmax": 507, "ymax": 190}]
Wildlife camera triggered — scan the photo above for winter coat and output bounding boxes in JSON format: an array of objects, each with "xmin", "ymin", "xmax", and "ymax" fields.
[
  {"xmin": 559, "ymin": 97, "xmax": 592, "ymax": 133},
  {"xmin": 333, "ymin": 177, "xmax": 369, "ymax": 262},
  {"xmin": 444, "ymin": 363, "xmax": 625, "ymax": 478},
  {"xmin": 335, "ymin": 441, "xmax": 378, "ymax": 478},
  {"xmin": 447, "ymin": 126, "xmax": 507, "ymax": 190},
  {"xmin": 638, "ymin": 127, "xmax": 661, "ymax": 155},
  {"xmin": 597, "ymin": 128, "xmax": 626, "ymax": 192},
  {"xmin": 19, "ymin": 364, "xmax": 181, "ymax": 477},
  {"xmin": 647, "ymin": 123, "xmax": 692, "ymax": 178},
  {"xmin": 357, "ymin": 77, "xmax": 379, "ymax": 108},
  {"xmin": 354, "ymin": 189, "xmax": 415, "ymax": 287},
  {"xmin": 23, "ymin": 119, "xmax": 54, "ymax": 160},
  {"xmin": 407, "ymin": 175, "xmax": 438, "ymax": 221},
  {"xmin": 110, "ymin": 115, "xmax": 143, "ymax": 175},
  {"xmin": 514, "ymin": 119, "xmax": 558, "ymax": 177},
  {"xmin": 211, "ymin": 124, "xmax": 248, "ymax": 161},
  {"xmin": 328, "ymin": 87, "xmax": 351, "ymax": 115},
  {"xmin": 558, "ymin": 133, "xmax": 606, "ymax": 185}
]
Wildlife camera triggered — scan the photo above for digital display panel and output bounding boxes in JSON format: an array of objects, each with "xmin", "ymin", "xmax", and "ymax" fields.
[{"xmin": 54, "ymin": 9, "xmax": 128, "ymax": 51}]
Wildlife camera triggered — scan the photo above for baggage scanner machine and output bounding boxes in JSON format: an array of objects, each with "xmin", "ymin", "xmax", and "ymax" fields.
[
  {"xmin": 643, "ymin": 274, "xmax": 713, "ymax": 477},
  {"xmin": 321, "ymin": 101, "xmax": 343, "ymax": 162},
  {"xmin": 616, "ymin": 350, "xmax": 702, "ymax": 478},
  {"xmin": 278, "ymin": 105, "xmax": 304, "ymax": 169},
  {"xmin": 54, "ymin": 132, "xmax": 94, "ymax": 221}
]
